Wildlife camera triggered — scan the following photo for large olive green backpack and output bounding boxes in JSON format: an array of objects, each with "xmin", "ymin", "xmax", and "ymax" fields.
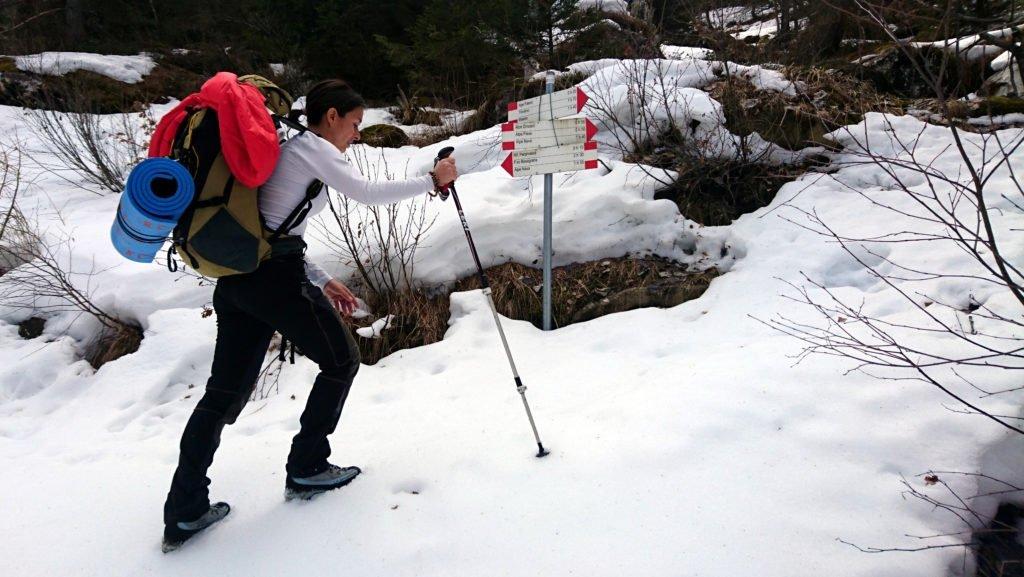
[{"xmin": 167, "ymin": 75, "xmax": 322, "ymax": 277}]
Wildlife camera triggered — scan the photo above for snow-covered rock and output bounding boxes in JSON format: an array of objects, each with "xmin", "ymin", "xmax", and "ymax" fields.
[{"xmin": 11, "ymin": 51, "xmax": 156, "ymax": 84}]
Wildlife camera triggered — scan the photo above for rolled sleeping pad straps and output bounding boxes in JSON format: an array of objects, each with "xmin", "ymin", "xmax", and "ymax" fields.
[{"xmin": 110, "ymin": 158, "xmax": 195, "ymax": 263}]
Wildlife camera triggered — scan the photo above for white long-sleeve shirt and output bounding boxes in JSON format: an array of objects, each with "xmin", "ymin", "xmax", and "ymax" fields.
[{"xmin": 259, "ymin": 130, "xmax": 434, "ymax": 288}]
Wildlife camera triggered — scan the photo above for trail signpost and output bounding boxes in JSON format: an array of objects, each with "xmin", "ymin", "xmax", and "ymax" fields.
[{"xmin": 502, "ymin": 76, "xmax": 598, "ymax": 330}]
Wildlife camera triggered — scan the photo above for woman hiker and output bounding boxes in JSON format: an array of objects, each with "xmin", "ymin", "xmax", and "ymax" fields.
[{"xmin": 161, "ymin": 79, "xmax": 458, "ymax": 552}]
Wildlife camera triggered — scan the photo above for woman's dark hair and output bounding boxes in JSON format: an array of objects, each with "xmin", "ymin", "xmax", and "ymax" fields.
[{"xmin": 289, "ymin": 79, "xmax": 366, "ymax": 125}]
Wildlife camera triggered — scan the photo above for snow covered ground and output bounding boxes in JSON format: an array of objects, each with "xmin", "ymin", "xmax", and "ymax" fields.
[
  {"xmin": 10, "ymin": 51, "xmax": 156, "ymax": 83},
  {"xmin": 0, "ymin": 51, "xmax": 1022, "ymax": 577}
]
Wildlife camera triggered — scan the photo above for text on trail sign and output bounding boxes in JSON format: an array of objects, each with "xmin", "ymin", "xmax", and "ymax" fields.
[
  {"xmin": 501, "ymin": 118, "xmax": 599, "ymax": 150},
  {"xmin": 507, "ymin": 87, "xmax": 589, "ymax": 125},
  {"xmin": 501, "ymin": 141, "xmax": 598, "ymax": 177}
]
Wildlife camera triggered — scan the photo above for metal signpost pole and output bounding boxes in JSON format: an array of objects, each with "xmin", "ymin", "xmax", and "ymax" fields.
[{"xmin": 542, "ymin": 71, "xmax": 554, "ymax": 331}]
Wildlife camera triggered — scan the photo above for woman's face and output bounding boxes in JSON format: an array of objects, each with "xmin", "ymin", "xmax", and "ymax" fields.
[{"xmin": 316, "ymin": 106, "xmax": 363, "ymax": 152}]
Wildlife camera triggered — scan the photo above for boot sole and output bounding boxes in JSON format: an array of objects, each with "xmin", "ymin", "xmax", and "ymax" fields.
[
  {"xmin": 284, "ymin": 468, "xmax": 361, "ymax": 501},
  {"xmin": 162, "ymin": 503, "xmax": 231, "ymax": 553}
]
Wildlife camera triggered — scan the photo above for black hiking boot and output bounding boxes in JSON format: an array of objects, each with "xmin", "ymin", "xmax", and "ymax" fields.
[
  {"xmin": 285, "ymin": 464, "xmax": 361, "ymax": 501},
  {"xmin": 161, "ymin": 502, "xmax": 231, "ymax": 553}
]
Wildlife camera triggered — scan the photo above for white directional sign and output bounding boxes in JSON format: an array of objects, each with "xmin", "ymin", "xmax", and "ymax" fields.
[
  {"xmin": 507, "ymin": 87, "xmax": 589, "ymax": 125},
  {"xmin": 500, "ymin": 141, "xmax": 598, "ymax": 177},
  {"xmin": 501, "ymin": 118, "xmax": 599, "ymax": 150}
]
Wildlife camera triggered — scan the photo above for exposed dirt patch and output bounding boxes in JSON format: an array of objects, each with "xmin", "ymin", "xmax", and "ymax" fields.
[
  {"xmin": 349, "ymin": 257, "xmax": 718, "ymax": 365},
  {"xmin": 17, "ymin": 317, "xmax": 44, "ymax": 339}
]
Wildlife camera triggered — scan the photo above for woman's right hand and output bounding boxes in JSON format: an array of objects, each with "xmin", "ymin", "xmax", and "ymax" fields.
[
  {"xmin": 323, "ymin": 278, "xmax": 359, "ymax": 316},
  {"xmin": 434, "ymin": 157, "xmax": 458, "ymax": 188}
]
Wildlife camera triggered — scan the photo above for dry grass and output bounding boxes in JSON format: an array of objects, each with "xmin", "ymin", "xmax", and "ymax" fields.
[
  {"xmin": 710, "ymin": 69, "xmax": 903, "ymax": 151},
  {"xmin": 783, "ymin": 66, "xmax": 906, "ymax": 119},
  {"xmin": 652, "ymin": 157, "xmax": 812, "ymax": 226},
  {"xmin": 351, "ymin": 290, "xmax": 450, "ymax": 366},
  {"xmin": 85, "ymin": 322, "xmax": 143, "ymax": 370},
  {"xmin": 407, "ymin": 125, "xmax": 462, "ymax": 148}
]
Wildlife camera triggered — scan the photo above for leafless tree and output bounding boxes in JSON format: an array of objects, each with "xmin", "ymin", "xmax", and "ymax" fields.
[
  {"xmin": 752, "ymin": 5, "xmax": 1024, "ymax": 565},
  {"xmin": 764, "ymin": 0, "xmax": 1024, "ymax": 435}
]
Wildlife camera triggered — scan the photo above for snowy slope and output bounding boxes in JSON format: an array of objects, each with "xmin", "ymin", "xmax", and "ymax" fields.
[{"xmin": 0, "ymin": 55, "xmax": 1022, "ymax": 577}]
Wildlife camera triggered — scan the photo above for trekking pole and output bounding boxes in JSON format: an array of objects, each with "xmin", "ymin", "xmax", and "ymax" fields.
[{"xmin": 432, "ymin": 146, "xmax": 550, "ymax": 458}]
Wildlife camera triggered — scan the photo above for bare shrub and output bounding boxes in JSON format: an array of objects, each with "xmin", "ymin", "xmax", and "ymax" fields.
[
  {"xmin": 768, "ymin": 113, "xmax": 1024, "ymax": 434},
  {"xmin": 24, "ymin": 84, "xmax": 155, "ymax": 195},
  {"xmin": 252, "ymin": 333, "xmax": 286, "ymax": 402},
  {"xmin": 0, "ymin": 143, "xmax": 29, "ymax": 275},
  {"xmin": 585, "ymin": 58, "xmax": 811, "ymax": 224},
  {"xmin": 834, "ymin": 470, "xmax": 1024, "ymax": 573},
  {"xmin": 308, "ymin": 145, "xmax": 441, "ymax": 365},
  {"xmin": 0, "ymin": 211, "xmax": 142, "ymax": 368},
  {"xmin": 316, "ymin": 145, "xmax": 437, "ymax": 298}
]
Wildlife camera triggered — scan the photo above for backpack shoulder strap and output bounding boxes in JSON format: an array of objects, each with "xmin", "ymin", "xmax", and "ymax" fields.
[
  {"xmin": 271, "ymin": 114, "xmax": 309, "ymax": 134},
  {"xmin": 268, "ymin": 179, "xmax": 325, "ymax": 241},
  {"xmin": 264, "ymin": 114, "xmax": 326, "ymax": 240}
]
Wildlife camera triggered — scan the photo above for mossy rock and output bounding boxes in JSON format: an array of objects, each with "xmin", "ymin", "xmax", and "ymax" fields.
[
  {"xmin": 359, "ymin": 124, "xmax": 411, "ymax": 148},
  {"xmin": 971, "ymin": 96, "xmax": 1024, "ymax": 118}
]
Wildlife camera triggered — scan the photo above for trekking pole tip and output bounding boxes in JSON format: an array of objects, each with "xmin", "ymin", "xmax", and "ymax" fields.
[{"xmin": 536, "ymin": 444, "xmax": 550, "ymax": 458}]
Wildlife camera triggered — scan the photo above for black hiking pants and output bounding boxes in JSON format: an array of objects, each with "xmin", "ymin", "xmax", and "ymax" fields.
[{"xmin": 163, "ymin": 252, "xmax": 360, "ymax": 527}]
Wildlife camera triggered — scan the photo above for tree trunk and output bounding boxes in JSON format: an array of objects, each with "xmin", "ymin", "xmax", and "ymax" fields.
[
  {"xmin": 65, "ymin": 0, "xmax": 84, "ymax": 43},
  {"xmin": 776, "ymin": 0, "xmax": 792, "ymax": 36},
  {"xmin": 974, "ymin": 0, "xmax": 990, "ymax": 20}
]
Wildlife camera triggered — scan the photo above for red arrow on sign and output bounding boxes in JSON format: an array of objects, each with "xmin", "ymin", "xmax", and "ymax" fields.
[
  {"xmin": 500, "ymin": 118, "xmax": 599, "ymax": 150},
  {"xmin": 501, "ymin": 141, "xmax": 599, "ymax": 177},
  {"xmin": 507, "ymin": 87, "xmax": 591, "ymax": 123},
  {"xmin": 577, "ymin": 87, "xmax": 589, "ymax": 111}
]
